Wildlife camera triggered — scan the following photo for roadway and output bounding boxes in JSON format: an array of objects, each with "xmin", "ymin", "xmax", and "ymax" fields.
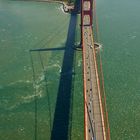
[{"xmin": 82, "ymin": 15, "xmax": 106, "ymax": 140}]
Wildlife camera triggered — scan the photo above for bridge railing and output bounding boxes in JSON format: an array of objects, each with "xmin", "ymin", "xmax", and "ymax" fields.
[{"xmin": 95, "ymin": 51, "xmax": 111, "ymax": 140}]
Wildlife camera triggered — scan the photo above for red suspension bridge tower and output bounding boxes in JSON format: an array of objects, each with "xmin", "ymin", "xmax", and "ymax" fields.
[{"xmin": 81, "ymin": 0, "xmax": 93, "ymax": 26}]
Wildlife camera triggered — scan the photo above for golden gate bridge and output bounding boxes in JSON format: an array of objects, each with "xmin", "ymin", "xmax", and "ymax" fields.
[
  {"xmin": 30, "ymin": 0, "xmax": 111, "ymax": 139},
  {"xmin": 81, "ymin": 0, "xmax": 110, "ymax": 139}
]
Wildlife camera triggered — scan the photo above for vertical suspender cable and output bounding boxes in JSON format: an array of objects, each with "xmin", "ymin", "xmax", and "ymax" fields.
[
  {"xmin": 93, "ymin": 0, "xmax": 100, "ymax": 42},
  {"xmin": 38, "ymin": 51, "xmax": 52, "ymax": 135},
  {"xmin": 93, "ymin": 0, "xmax": 111, "ymax": 139},
  {"xmin": 38, "ymin": 51, "xmax": 45, "ymax": 70},
  {"xmin": 30, "ymin": 51, "xmax": 38, "ymax": 140}
]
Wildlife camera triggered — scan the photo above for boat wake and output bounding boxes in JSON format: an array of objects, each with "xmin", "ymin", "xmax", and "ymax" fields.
[{"xmin": 57, "ymin": 5, "xmax": 68, "ymax": 14}]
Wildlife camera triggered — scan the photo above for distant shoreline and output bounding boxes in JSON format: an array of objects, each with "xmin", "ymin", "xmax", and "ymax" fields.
[
  {"xmin": 35, "ymin": 0, "xmax": 73, "ymax": 13},
  {"xmin": 45, "ymin": 0, "xmax": 69, "ymax": 12},
  {"xmin": 19, "ymin": 0, "xmax": 74, "ymax": 13}
]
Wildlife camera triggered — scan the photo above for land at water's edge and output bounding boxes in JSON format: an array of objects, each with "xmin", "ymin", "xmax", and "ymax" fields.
[{"xmin": 18, "ymin": 0, "xmax": 75, "ymax": 13}]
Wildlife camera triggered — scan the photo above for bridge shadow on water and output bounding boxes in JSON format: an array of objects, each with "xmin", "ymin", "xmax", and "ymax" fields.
[{"xmin": 50, "ymin": 0, "xmax": 81, "ymax": 140}]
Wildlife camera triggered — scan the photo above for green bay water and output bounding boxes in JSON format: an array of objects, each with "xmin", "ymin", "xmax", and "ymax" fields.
[
  {"xmin": 1, "ymin": 0, "xmax": 140, "ymax": 140},
  {"xmin": 96, "ymin": 0, "xmax": 140, "ymax": 139},
  {"xmin": 0, "ymin": 1, "xmax": 84, "ymax": 140}
]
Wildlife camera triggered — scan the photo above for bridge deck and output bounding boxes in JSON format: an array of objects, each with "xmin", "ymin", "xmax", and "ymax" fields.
[{"xmin": 82, "ymin": 19, "xmax": 105, "ymax": 140}]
